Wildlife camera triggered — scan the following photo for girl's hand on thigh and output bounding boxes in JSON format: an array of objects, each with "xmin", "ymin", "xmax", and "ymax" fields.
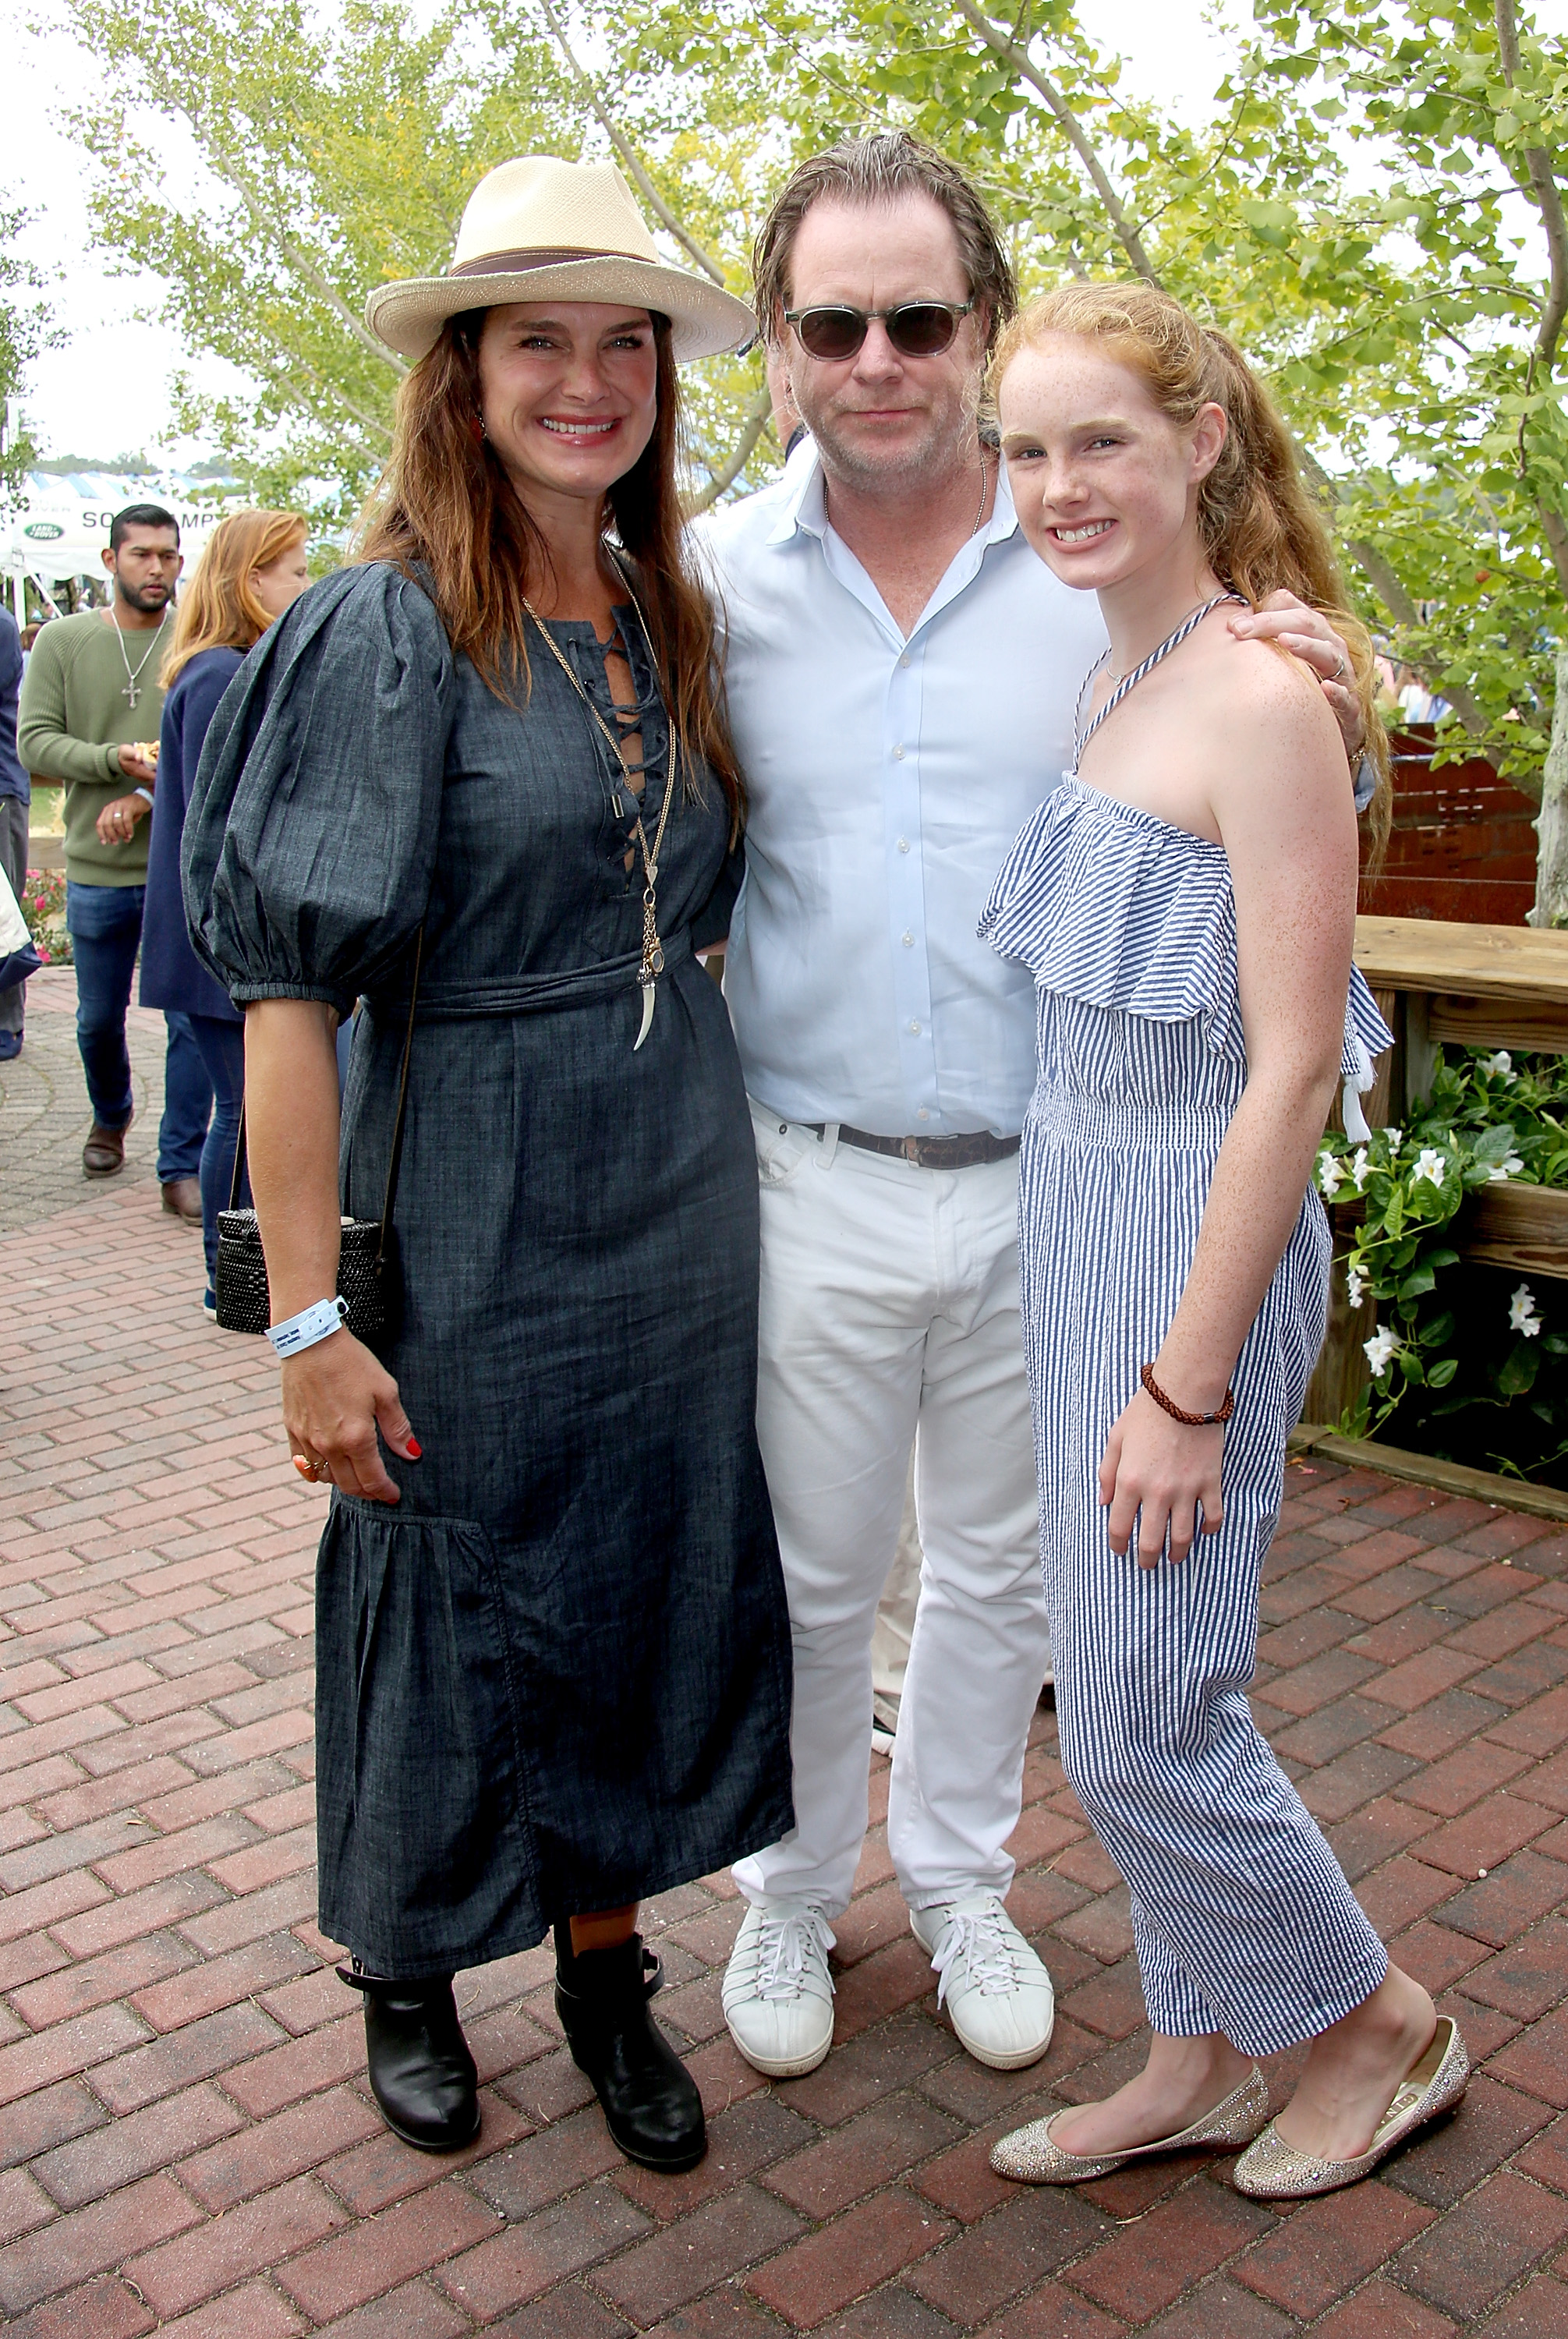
[
  {"xmin": 283, "ymin": 1333, "xmax": 420, "ymax": 1504},
  {"xmin": 1099, "ymin": 1388, "xmax": 1224, "ymax": 1568}
]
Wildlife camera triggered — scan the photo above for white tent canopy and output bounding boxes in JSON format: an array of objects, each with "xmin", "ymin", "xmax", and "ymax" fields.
[{"xmin": 5, "ymin": 471, "xmax": 231, "ymax": 611}]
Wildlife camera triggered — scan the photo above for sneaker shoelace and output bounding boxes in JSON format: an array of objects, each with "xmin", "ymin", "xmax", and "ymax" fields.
[
  {"xmin": 930, "ymin": 1904, "xmax": 1018, "ymax": 2007},
  {"xmin": 753, "ymin": 1909, "xmax": 837, "ymax": 2003}
]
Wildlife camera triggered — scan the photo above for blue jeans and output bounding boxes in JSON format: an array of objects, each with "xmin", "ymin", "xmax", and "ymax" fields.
[
  {"xmin": 186, "ymin": 1013, "xmax": 249, "ymax": 1290},
  {"xmin": 65, "ymin": 883, "xmax": 212, "ymax": 1166},
  {"xmin": 159, "ymin": 1010, "xmax": 215, "ymax": 1183}
]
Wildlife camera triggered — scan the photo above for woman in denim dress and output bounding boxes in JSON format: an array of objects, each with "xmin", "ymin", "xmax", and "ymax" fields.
[{"xmin": 183, "ymin": 157, "xmax": 793, "ymax": 2176}]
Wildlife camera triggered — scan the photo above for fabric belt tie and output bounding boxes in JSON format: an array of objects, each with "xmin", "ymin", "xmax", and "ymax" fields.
[
  {"xmin": 370, "ymin": 927, "xmax": 692, "ymax": 1021},
  {"xmin": 806, "ymin": 1122, "xmax": 1021, "ymax": 1170}
]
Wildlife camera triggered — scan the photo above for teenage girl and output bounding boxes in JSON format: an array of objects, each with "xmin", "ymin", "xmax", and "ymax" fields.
[{"xmin": 980, "ymin": 282, "xmax": 1466, "ymax": 2199}]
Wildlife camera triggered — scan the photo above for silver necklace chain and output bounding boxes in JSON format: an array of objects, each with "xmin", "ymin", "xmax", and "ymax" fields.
[{"xmin": 111, "ymin": 607, "xmax": 169, "ymax": 709}]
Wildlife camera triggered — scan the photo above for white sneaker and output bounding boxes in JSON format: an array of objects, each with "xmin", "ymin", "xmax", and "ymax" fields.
[
  {"xmin": 911, "ymin": 1891, "xmax": 1056, "ymax": 2071},
  {"xmin": 722, "ymin": 1897, "xmax": 837, "ymax": 2078}
]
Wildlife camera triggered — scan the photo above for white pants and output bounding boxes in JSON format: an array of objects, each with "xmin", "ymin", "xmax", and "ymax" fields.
[{"xmin": 734, "ymin": 1103, "xmax": 1051, "ymax": 1918}]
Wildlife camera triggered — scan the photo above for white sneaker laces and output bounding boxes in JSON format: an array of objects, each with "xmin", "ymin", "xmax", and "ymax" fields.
[
  {"xmin": 753, "ymin": 1909, "xmax": 837, "ymax": 2003},
  {"xmin": 930, "ymin": 1904, "xmax": 1018, "ymax": 2008}
]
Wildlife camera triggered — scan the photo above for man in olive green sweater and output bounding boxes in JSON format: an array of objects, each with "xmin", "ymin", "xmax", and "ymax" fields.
[{"xmin": 19, "ymin": 504, "xmax": 211, "ymax": 1198}]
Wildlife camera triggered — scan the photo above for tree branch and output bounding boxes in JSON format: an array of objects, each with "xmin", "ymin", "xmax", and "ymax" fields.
[
  {"xmin": 531, "ymin": 0, "xmax": 730, "ymax": 288},
  {"xmin": 1294, "ymin": 444, "xmax": 1488, "ymax": 737},
  {"xmin": 685, "ymin": 384, "xmax": 773, "ymax": 514},
  {"xmin": 1496, "ymin": 0, "xmax": 1568, "ymax": 371},
  {"xmin": 950, "ymin": 0, "xmax": 1161, "ymax": 284}
]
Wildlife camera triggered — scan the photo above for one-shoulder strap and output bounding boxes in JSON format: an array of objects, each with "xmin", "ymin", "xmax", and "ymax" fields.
[{"xmin": 1072, "ymin": 593, "xmax": 1246, "ymax": 772}]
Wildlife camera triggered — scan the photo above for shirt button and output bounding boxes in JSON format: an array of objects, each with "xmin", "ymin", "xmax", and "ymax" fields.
[
  {"xmin": 897, "ymin": 837, "xmax": 910, "ymax": 854},
  {"xmin": 908, "ymin": 1019, "xmax": 921, "ymax": 1035},
  {"xmin": 893, "ymin": 744, "xmax": 906, "ymax": 761},
  {"xmin": 898, "ymin": 653, "xmax": 910, "ymax": 668},
  {"xmin": 917, "ymin": 1107, "xmax": 929, "ymax": 1122},
  {"xmin": 901, "ymin": 931, "xmax": 914, "ymax": 947}
]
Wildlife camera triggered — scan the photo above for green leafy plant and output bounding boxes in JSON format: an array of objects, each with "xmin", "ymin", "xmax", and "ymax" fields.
[{"xmin": 1316, "ymin": 1046, "xmax": 1568, "ymax": 1449}]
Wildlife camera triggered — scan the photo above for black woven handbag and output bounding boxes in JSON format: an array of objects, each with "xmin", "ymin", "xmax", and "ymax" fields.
[{"xmin": 214, "ymin": 930, "xmax": 423, "ymax": 1343}]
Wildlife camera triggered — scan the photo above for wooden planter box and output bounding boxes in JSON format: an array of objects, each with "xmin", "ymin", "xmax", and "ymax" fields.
[
  {"xmin": 1304, "ymin": 915, "xmax": 1568, "ymax": 1427},
  {"xmin": 1459, "ymin": 1182, "xmax": 1568, "ymax": 1281}
]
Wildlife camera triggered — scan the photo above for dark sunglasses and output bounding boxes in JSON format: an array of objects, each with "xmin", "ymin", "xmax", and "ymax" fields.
[{"xmin": 783, "ymin": 299, "xmax": 975, "ymax": 361}]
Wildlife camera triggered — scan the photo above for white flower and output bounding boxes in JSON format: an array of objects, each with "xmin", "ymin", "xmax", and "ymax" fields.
[
  {"xmin": 1413, "ymin": 1148, "xmax": 1446, "ymax": 1187},
  {"xmin": 1510, "ymin": 1283, "xmax": 1543, "ymax": 1339},
  {"xmin": 1350, "ymin": 1147, "xmax": 1371, "ymax": 1191},
  {"xmin": 1384, "ymin": 1126, "xmax": 1403, "ymax": 1154},
  {"xmin": 1364, "ymin": 1325, "xmax": 1402, "ymax": 1375},
  {"xmin": 1487, "ymin": 1155, "xmax": 1524, "ymax": 1183},
  {"xmin": 1347, "ymin": 1265, "xmax": 1369, "ymax": 1308},
  {"xmin": 1318, "ymin": 1152, "xmax": 1347, "ymax": 1199},
  {"xmin": 1480, "ymin": 1050, "xmax": 1514, "ymax": 1080}
]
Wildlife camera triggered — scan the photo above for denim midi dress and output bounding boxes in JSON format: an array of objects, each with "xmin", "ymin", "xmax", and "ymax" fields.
[
  {"xmin": 183, "ymin": 564, "xmax": 794, "ymax": 1977},
  {"xmin": 980, "ymin": 780, "xmax": 1395, "ymax": 2054}
]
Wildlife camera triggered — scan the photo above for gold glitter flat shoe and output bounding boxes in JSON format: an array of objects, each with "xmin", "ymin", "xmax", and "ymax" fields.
[
  {"xmin": 989, "ymin": 2063, "xmax": 1269, "ymax": 2184},
  {"xmin": 1232, "ymin": 2015, "xmax": 1469, "ymax": 2201}
]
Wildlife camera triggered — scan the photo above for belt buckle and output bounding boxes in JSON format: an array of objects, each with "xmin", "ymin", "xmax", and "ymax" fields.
[{"xmin": 901, "ymin": 1135, "xmax": 925, "ymax": 1167}]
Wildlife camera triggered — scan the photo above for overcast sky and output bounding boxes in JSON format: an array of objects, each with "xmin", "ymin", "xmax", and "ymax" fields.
[{"xmin": 4, "ymin": 0, "xmax": 1566, "ymax": 467}]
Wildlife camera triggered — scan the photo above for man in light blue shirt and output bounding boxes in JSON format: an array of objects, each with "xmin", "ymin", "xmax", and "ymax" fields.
[{"xmin": 703, "ymin": 133, "xmax": 1367, "ymax": 2085}]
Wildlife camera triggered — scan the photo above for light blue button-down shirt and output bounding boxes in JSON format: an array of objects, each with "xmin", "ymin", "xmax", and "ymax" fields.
[{"xmin": 697, "ymin": 442, "xmax": 1109, "ymax": 1138}]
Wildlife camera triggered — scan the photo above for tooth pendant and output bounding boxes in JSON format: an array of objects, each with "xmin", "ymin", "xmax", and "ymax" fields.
[{"xmin": 634, "ymin": 982, "xmax": 656, "ymax": 1051}]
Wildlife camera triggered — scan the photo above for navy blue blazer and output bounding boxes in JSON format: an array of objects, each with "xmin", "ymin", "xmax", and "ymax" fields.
[{"xmin": 140, "ymin": 646, "xmax": 244, "ymax": 1021}]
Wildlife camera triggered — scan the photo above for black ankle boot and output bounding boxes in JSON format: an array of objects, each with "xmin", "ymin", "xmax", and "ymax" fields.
[
  {"xmin": 554, "ymin": 1933, "xmax": 706, "ymax": 2173},
  {"xmin": 338, "ymin": 1963, "xmax": 480, "ymax": 2152}
]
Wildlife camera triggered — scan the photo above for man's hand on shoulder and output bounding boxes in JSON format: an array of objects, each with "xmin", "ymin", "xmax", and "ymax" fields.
[
  {"xmin": 1226, "ymin": 590, "xmax": 1363, "ymax": 758},
  {"xmin": 97, "ymin": 788, "xmax": 154, "ymax": 845}
]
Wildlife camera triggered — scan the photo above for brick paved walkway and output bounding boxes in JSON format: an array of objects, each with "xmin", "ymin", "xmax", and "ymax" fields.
[
  {"xmin": 5, "ymin": 988, "xmax": 1568, "ymax": 2333},
  {"xmin": 0, "ymin": 968, "xmax": 172, "ymax": 1237}
]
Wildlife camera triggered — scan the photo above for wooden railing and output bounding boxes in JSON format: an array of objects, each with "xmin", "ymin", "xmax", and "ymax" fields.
[{"xmin": 1304, "ymin": 915, "xmax": 1568, "ymax": 1426}]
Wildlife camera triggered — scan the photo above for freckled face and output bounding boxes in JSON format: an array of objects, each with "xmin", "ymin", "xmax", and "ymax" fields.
[
  {"xmin": 999, "ymin": 334, "xmax": 1224, "ymax": 591},
  {"xmin": 476, "ymin": 302, "xmax": 660, "ymax": 513}
]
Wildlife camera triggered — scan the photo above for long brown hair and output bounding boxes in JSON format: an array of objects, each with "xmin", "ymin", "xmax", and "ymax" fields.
[
  {"xmin": 160, "ymin": 508, "xmax": 306, "ymax": 688},
  {"xmin": 355, "ymin": 310, "xmax": 743, "ymax": 827},
  {"xmin": 994, "ymin": 281, "xmax": 1391, "ymax": 856}
]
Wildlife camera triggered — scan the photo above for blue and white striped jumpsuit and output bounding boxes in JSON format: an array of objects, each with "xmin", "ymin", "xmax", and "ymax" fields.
[{"xmin": 980, "ymin": 780, "xmax": 1393, "ymax": 2055}]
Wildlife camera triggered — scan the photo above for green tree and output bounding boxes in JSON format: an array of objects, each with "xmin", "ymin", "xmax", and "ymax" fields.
[
  {"xmin": 0, "ymin": 196, "xmax": 57, "ymax": 493},
  {"xmin": 56, "ymin": 0, "xmax": 1568, "ymax": 833},
  {"xmin": 58, "ymin": 0, "xmax": 784, "ymax": 518}
]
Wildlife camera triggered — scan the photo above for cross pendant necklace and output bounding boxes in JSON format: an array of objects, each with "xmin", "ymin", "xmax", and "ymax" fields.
[{"xmin": 113, "ymin": 610, "xmax": 168, "ymax": 709}]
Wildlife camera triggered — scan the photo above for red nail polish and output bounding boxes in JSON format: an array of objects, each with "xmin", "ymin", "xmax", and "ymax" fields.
[{"xmin": 405, "ymin": 1437, "xmax": 422, "ymax": 1459}]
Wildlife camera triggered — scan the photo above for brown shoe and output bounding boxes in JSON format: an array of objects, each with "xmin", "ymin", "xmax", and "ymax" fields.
[
  {"xmin": 83, "ymin": 1120, "xmax": 130, "ymax": 1176},
  {"xmin": 161, "ymin": 1176, "xmax": 203, "ymax": 1224}
]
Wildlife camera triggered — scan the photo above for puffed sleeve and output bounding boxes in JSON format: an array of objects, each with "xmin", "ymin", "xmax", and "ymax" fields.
[{"xmin": 182, "ymin": 564, "xmax": 455, "ymax": 1018}]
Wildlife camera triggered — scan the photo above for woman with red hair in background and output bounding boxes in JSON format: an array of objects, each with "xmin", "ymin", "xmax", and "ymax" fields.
[{"xmin": 140, "ymin": 508, "xmax": 311, "ymax": 1313}]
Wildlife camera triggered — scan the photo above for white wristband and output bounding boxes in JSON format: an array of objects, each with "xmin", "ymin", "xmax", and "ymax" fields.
[
  {"xmin": 133, "ymin": 785, "xmax": 155, "ymax": 808},
  {"xmin": 267, "ymin": 1295, "xmax": 349, "ymax": 1359}
]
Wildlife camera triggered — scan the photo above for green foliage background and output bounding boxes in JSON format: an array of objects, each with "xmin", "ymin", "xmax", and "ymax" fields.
[{"xmin": 18, "ymin": 0, "xmax": 1568, "ymax": 775}]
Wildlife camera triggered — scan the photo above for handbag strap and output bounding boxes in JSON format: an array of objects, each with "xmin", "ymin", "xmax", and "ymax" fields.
[{"xmin": 228, "ymin": 925, "xmax": 427, "ymax": 1264}]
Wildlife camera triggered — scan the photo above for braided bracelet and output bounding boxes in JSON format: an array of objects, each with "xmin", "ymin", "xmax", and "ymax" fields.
[{"xmin": 1140, "ymin": 1361, "xmax": 1234, "ymax": 1427}]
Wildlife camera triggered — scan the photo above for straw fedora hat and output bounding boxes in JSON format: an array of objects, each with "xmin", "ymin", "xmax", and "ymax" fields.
[{"xmin": 365, "ymin": 155, "xmax": 755, "ymax": 365}]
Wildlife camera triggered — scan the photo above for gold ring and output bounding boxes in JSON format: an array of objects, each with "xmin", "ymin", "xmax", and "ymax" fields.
[{"xmin": 292, "ymin": 1456, "xmax": 326, "ymax": 1482}]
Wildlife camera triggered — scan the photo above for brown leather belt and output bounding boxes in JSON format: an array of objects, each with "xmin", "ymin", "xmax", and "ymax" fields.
[{"xmin": 807, "ymin": 1123, "xmax": 1021, "ymax": 1170}]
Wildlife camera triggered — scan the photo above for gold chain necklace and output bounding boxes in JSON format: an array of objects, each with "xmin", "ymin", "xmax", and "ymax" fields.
[{"xmin": 522, "ymin": 552, "xmax": 680, "ymax": 1051}]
